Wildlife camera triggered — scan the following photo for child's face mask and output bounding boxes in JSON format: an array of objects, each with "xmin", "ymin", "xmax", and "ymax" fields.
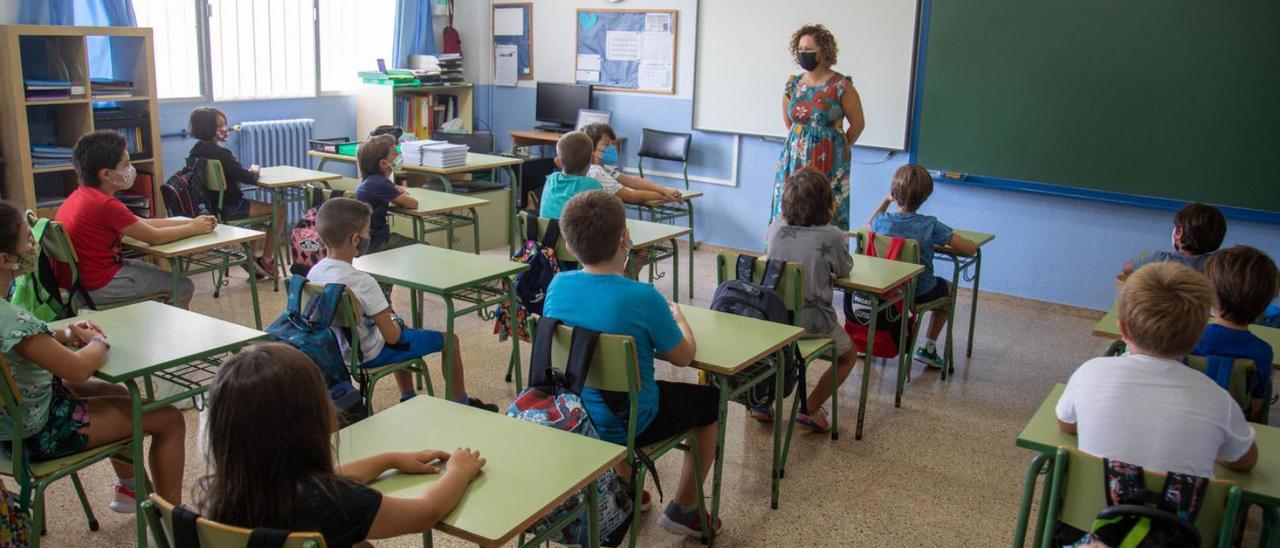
[{"xmin": 600, "ymin": 145, "xmax": 619, "ymax": 165}]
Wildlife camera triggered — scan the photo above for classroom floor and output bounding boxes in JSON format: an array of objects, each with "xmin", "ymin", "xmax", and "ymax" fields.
[{"xmin": 28, "ymin": 244, "xmax": 1276, "ymax": 547}]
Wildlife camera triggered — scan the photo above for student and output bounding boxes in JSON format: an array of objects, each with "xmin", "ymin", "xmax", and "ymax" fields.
[
  {"xmin": 355, "ymin": 134, "xmax": 419, "ymax": 254},
  {"xmin": 0, "ymin": 200, "xmax": 186, "ymax": 512},
  {"xmin": 1056, "ymin": 262, "xmax": 1257, "ymax": 478},
  {"xmin": 537, "ymin": 131, "xmax": 601, "ymax": 220},
  {"xmin": 542, "ymin": 191, "xmax": 720, "ymax": 538},
  {"xmin": 57, "ymin": 130, "xmax": 215, "ymax": 309},
  {"xmin": 199, "ymin": 342, "xmax": 485, "ymax": 547},
  {"xmin": 762, "ymin": 168, "xmax": 855, "ymax": 433},
  {"xmin": 187, "ymin": 107, "xmax": 279, "ymax": 275},
  {"xmin": 305, "ymin": 198, "xmax": 497, "ymax": 411},
  {"xmin": 1121, "ymin": 202, "xmax": 1226, "ymax": 275},
  {"xmin": 579, "ymin": 123, "xmax": 685, "ymax": 204},
  {"xmin": 1191, "ymin": 245, "xmax": 1278, "ymax": 422},
  {"xmin": 868, "ymin": 164, "xmax": 976, "ymax": 370}
]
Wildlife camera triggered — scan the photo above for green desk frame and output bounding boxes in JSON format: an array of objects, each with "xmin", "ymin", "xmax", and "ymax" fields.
[
  {"xmin": 627, "ymin": 219, "xmax": 692, "ymax": 303},
  {"xmin": 392, "ymin": 187, "xmax": 489, "ymax": 254},
  {"xmin": 628, "ymin": 191, "xmax": 702, "ymax": 299},
  {"xmin": 934, "ymin": 229, "xmax": 995, "ymax": 359}
]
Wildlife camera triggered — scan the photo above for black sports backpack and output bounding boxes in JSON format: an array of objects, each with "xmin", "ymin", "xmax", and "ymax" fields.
[
  {"xmin": 496, "ymin": 213, "xmax": 571, "ymax": 343},
  {"xmin": 706, "ymin": 254, "xmax": 800, "ymax": 409},
  {"xmin": 161, "ymin": 157, "xmax": 212, "ymax": 218},
  {"xmin": 1056, "ymin": 457, "xmax": 1209, "ymax": 547}
]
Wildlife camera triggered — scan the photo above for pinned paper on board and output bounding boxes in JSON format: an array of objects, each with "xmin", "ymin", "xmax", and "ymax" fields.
[
  {"xmin": 575, "ymin": 70, "xmax": 600, "ymax": 83},
  {"xmin": 575, "ymin": 9, "xmax": 678, "ymax": 94},
  {"xmin": 605, "ymin": 31, "xmax": 642, "ymax": 61},
  {"xmin": 641, "ymin": 32, "xmax": 673, "ymax": 64},
  {"xmin": 638, "ymin": 63, "xmax": 671, "ymax": 90},
  {"xmin": 577, "ymin": 54, "xmax": 602, "ymax": 72},
  {"xmin": 645, "ymin": 13, "xmax": 672, "ymax": 33},
  {"xmin": 494, "ymin": 7, "xmax": 525, "ymax": 36},
  {"xmin": 495, "ymin": 44, "xmax": 518, "ymax": 86}
]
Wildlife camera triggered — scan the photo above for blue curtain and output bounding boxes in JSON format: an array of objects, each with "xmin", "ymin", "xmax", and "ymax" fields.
[
  {"xmin": 20, "ymin": 0, "xmax": 137, "ymax": 79},
  {"xmin": 393, "ymin": 0, "xmax": 437, "ymax": 68}
]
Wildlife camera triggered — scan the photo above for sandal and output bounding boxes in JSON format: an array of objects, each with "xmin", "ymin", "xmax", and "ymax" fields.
[{"xmin": 794, "ymin": 407, "xmax": 830, "ymax": 433}]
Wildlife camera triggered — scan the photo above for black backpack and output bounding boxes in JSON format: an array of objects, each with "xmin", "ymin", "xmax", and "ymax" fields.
[
  {"xmin": 706, "ymin": 254, "xmax": 800, "ymax": 408},
  {"xmin": 1056, "ymin": 457, "xmax": 1209, "ymax": 547},
  {"xmin": 497, "ymin": 213, "xmax": 572, "ymax": 343},
  {"xmin": 161, "ymin": 157, "xmax": 212, "ymax": 218}
]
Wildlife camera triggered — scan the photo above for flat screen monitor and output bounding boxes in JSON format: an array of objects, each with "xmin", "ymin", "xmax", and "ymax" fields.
[
  {"xmin": 575, "ymin": 109, "xmax": 612, "ymax": 130},
  {"xmin": 535, "ymin": 82, "xmax": 593, "ymax": 130}
]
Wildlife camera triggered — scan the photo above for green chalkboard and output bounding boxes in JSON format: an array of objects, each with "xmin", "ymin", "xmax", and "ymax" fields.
[{"xmin": 915, "ymin": 1, "xmax": 1280, "ymax": 214}]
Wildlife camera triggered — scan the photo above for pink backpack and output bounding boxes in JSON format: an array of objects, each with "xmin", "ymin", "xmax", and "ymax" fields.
[{"xmin": 288, "ymin": 189, "xmax": 346, "ymax": 276}]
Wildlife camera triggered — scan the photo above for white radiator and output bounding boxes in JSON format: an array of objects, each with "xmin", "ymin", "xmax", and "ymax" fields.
[{"xmin": 234, "ymin": 118, "xmax": 316, "ymax": 223}]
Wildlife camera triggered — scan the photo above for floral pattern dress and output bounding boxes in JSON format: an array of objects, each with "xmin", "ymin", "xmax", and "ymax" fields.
[{"xmin": 772, "ymin": 73, "xmax": 855, "ymax": 229}]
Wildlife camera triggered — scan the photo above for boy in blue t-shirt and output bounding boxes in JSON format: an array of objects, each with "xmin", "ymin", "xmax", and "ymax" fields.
[
  {"xmin": 542, "ymin": 191, "xmax": 720, "ymax": 539},
  {"xmin": 538, "ymin": 131, "xmax": 602, "ymax": 219},
  {"xmin": 868, "ymin": 164, "xmax": 977, "ymax": 370},
  {"xmin": 1191, "ymin": 245, "xmax": 1278, "ymax": 422}
]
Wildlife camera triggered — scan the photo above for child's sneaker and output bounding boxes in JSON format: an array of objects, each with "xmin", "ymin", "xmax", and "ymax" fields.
[
  {"xmin": 914, "ymin": 345, "xmax": 944, "ymax": 370},
  {"xmin": 640, "ymin": 489, "xmax": 651, "ymax": 512},
  {"xmin": 748, "ymin": 406, "xmax": 773, "ymax": 422},
  {"xmin": 466, "ymin": 397, "xmax": 499, "ymax": 412},
  {"xmin": 793, "ymin": 407, "xmax": 830, "ymax": 433},
  {"xmin": 108, "ymin": 483, "xmax": 136, "ymax": 513},
  {"xmin": 658, "ymin": 502, "xmax": 721, "ymax": 538}
]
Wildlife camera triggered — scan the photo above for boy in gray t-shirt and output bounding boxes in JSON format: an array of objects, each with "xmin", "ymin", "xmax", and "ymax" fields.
[{"xmin": 763, "ymin": 168, "xmax": 855, "ymax": 434}]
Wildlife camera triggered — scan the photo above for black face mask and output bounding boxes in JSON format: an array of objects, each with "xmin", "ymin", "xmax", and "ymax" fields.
[
  {"xmin": 797, "ymin": 51, "xmax": 819, "ymax": 71},
  {"xmin": 356, "ymin": 235, "xmax": 371, "ymax": 257}
]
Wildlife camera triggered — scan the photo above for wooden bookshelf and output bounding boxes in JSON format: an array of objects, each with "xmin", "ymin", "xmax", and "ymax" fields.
[
  {"xmin": 0, "ymin": 25, "xmax": 162, "ymax": 217},
  {"xmin": 355, "ymin": 82, "xmax": 474, "ymax": 140}
]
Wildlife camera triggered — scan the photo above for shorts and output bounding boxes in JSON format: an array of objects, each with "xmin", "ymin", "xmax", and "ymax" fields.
[
  {"xmin": 915, "ymin": 276, "xmax": 950, "ymax": 305},
  {"xmin": 370, "ymin": 233, "xmax": 418, "ymax": 254},
  {"xmin": 805, "ymin": 324, "xmax": 853, "ymax": 356},
  {"xmin": 219, "ymin": 197, "xmax": 252, "ymax": 221},
  {"xmin": 363, "ymin": 328, "xmax": 445, "ymax": 368},
  {"xmin": 634, "ymin": 381, "xmax": 719, "ymax": 446},
  {"xmin": 89, "ymin": 259, "xmax": 195, "ymax": 305},
  {"xmin": 22, "ymin": 381, "xmax": 89, "ymax": 462}
]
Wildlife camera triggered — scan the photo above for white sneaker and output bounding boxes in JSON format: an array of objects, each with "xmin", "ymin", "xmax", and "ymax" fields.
[{"xmin": 108, "ymin": 484, "xmax": 136, "ymax": 514}]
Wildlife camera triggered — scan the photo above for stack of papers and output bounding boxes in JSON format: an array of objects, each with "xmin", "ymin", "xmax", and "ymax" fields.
[
  {"xmin": 401, "ymin": 139, "xmax": 468, "ymax": 168},
  {"xmin": 439, "ymin": 53, "xmax": 464, "ymax": 84},
  {"xmin": 91, "ymin": 78, "xmax": 134, "ymax": 98},
  {"xmin": 30, "ymin": 145, "xmax": 73, "ymax": 168},
  {"xmin": 24, "ymin": 79, "xmax": 72, "ymax": 100}
]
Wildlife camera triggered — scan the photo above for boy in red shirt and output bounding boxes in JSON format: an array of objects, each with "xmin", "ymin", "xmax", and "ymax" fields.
[{"xmin": 57, "ymin": 131, "xmax": 216, "ymax": 308}]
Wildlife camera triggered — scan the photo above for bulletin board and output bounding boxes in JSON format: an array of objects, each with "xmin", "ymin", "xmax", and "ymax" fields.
[
  {"xmin": 574, "ymin": 9, "xmax": 678, "ymax": 94},
  {"xmin": 493, "ymin": 3, "xmax": 534, "ymax": 81}
]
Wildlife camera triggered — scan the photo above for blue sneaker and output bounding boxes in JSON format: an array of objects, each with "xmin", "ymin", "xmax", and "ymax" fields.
[{"xmin": 914, "ymin": 346, "xmax": 945, "ymax": 370}]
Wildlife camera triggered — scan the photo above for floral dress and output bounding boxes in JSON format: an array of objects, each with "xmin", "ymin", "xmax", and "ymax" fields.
[{"xmin": 772, "ymin": 73, "xmax": 855, "ymax": 229}]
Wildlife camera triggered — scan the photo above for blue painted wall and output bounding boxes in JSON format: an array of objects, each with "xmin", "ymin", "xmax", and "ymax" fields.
[{"xmin": 478, "ymin": 85, "xmax": 1280, "ymax": 311}]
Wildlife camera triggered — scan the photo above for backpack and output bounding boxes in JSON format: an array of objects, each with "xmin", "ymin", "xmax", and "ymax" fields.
[
  {"xmin": 706, "ymin": 255, "xmax": 800, "ymax": 408},
  {"xmin": 1059, "ymin": 458, "xmax": 1208, "ymax": 547},
  {"xmin": 442, "ymin": 0, "xmax": 462, "ymax": 54},
  {"xmin": 0, "ymin": 483, "xmax": 31, "ymax": 548},
  {"xmin": 507, "ymin": 318, "xmax": 633, "ymax": 547},
  {"xmin": 843, "ymin": 232, "xmax": 913, "ymax": 359},
  {"xmin": 495, "ymin": 212, "xmax": 568, "ymax": 342},
  {"xmin": 161, "ymin": 157, "xmax": 212, "ymax": 218},
  {"xmin": 288, "ymin": 189, "xmax": 346, "ymax": 277},
  {"xmin": 267, "ymin": 275, "xmax": 367, "ymax": 424},
  {"xmin": 10, "ymin": 217, "xmax": 87, "ymax": 321}
]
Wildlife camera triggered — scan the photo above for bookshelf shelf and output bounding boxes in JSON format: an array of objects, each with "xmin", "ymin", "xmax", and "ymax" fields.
[{"xmin": 0, "ymin": 25, "xmax": 162, "ymax": 217}]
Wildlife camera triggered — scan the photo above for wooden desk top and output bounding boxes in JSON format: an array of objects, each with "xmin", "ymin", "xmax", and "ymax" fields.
[
  {"xmin": 122, "ymin": 221, "xmax": 264, "ymax": 259},
  {"xmin": 678, "ymin": 304, "xmax": 805, "ymax": 376},
  {"xmin": 834, "ymin": 255, "xmax": 924, "ymax": 295},
  {"xmin": 394, "ymin": 187, "xmax": 490, "ymax": 217},
  {"xmin": 255, "ymin": 165, "xmax": 342, "ymax": 189}
]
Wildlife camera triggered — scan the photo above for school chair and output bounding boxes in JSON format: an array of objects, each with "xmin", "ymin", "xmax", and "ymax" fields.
[
  {"xmin": 528, "ymin": 316, "xmax": 710, "ymax": 548},
  {"xmin": 634, "ymin": 129, "xmax": 696, "ymax": 298},
  {"xmin": 302, "ymin": 283, "xmax": 433, "ymax": 416},
  {"xmin": 204, "ymin": 159, "xmax": 286, "ymax": 292},
  {"xmin": 26, "ymin": 211, "xmax": 165, "ymax": 313},
  {"xmin": 143, "ymin": 494, "xmax": 326, "ymax": 548},
  {"xmin": 1039, "ymin": 446, "xmax": 1243, "ymax": 548},
  {"xmin": 0, "ymin": 356, "xmax": 134, "ymax": 547},
  {"xmin": 1185, "ymin": 355, "xmax": 1268, "ymax": 423},
  {"xmin": 516, "ymin": 211, "xmax": 581, "ymax": 267},
  {"xmin": 715, "ymin": 252, "xmax": 839, "ymax": 450},
  {"xmin": 851, "ymin": 229, "xmax": 957, "ymax": 380}
]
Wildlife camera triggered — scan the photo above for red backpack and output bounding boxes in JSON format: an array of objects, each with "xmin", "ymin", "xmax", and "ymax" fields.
[
  {"xmin": 843, "ymin": 232, "xmax": 915, "ymax": 358},
  {"xmin": 288, "ymin": 189, "xmax": 346, "ymax": 276},
  {"xmin": 442, "ymin": 0, "xmax": 462, "ymax": 54}
]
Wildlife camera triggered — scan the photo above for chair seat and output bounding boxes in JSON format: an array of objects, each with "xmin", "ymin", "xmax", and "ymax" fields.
[
  {"xmin": 226, "ymin": 214, "xmax": 273, "ymax": 227},
  {"xmin": 641, "ymin": 433, "xmax": 691, "ymax": 457},
  {"xmin": 360, "ymin": 358, "xmax": 423, "ymax": 376},
  {"xmin": 912, "ymin": 295, "xmax": 952, "ymax": 314},
  {"xmin": 0, "ymin": 439, "xmax": 131, "ymax": 480},
  {"xmin": 796, "ymin": 338, "xmax": 835, "ymax": 361}
]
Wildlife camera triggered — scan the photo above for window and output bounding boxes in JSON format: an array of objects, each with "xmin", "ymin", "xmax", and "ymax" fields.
[
  {"xmin": 318, "ymin": 0, "xmax": 396, "ymax": 93},
  {"xmin": 208, "ymin": 0, "xmax": 317, "ymax": 100},
  {"xmin": 133, "ymin": 0, "xmax": 202, "ymax": 99}
]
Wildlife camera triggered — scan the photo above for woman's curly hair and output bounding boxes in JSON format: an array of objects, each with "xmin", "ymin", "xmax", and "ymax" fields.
[{"xmin": 789, "ymin": 24, "xmax": 838, "ymax": 68}]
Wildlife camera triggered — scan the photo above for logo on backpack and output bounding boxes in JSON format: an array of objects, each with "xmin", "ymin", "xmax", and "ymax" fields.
[
  {"xmin": 288, "ymin": 189, "xmax": 346, "ymax": 277},
  {"xmin": 707, "ymin": 255, "xmax": 800, "ymax": 409},
  {"xmin": 843, "ymin": 232, "xmax": 913, "ymax": 359},
  {"xmin": 267, "ymin": 275, "xmax": 367, "ymax": 424}
]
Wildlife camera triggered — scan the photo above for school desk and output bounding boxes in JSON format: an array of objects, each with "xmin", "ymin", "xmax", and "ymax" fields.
[
  {"xmin": 627, "ymin": 219, "xmax": 693, "ymax": 302},
  {"xmin": 631, "ymin": 190, "xmax": 703, "ymax": 299},
  {"xmin": 310, "ymin": 150, "xmax": 524, "ymax": 254},
  {"xmin": 392, "ymin": 186, "xmax": 490, "ymax": 253},
  {"xmin": 677, "ymin": 304, "xmax": 805, "ymax": 544},
  {"xmin": 121, "ymin": 221, "xmax": 266, "ymax": 328},
  {"xmin": 508, "ymin": 129, "xmax": 628, "ymax": 166},
  {"xmin": 335, "ymin": 395, "xmax": 625, "ymax": 548},
  {"xmin": 1092, "ymin": 305, "xmax": 1280, "ymax": 366},
  {"xmin": 1014, "ymin": 384, "xmax": 1280, "ymax": 548},
  {"xmin": 354, "ymin": 244, "xmax": 528, "ymax": 395},
  {"xmin": 51, "ymin": 301, "xmax": 267, "ymax": 547},
  {"xmin": 833, "ymin": 255, "xmax": 925, "ymax": 440},
  {"xmin": 935, "ymin": 229, "xmax": 996, "ymax": 358}
]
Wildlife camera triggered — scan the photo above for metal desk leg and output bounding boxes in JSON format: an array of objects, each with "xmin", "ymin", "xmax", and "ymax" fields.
[
  {"xmin": 770, "ymin": 348, "xmax": 785, "ymax": 509},
  {"xmin": 1013, "ymin": 453, "xmax": 1051, "ymax": 548},
  {"xmin": 442, "ymin": 296, "xmax": 456, "ymax": 400},
  {"xmin": 503, "ymin": 165, "xmax": 521, "ymax": 256},
  {"xmin": 505, "ymin": 278, "xmax": 523, "ymax": 392},
  {"xmin": 126, "ymin": 380, "xmax": 147, "ymax": 548},
  {"xmin": 165, "ymin": 258, "xmax": 183, "ymax": 307},
  {"xmin": 469, "ymin": 207, "xmax": 480, "ymax": 254},
  {"xmin": 687, "ymin": 202, "xmax": 695, "ymax": 299},
  {"xmin": 856, "ymin": 294, "xmax": 879, "ymax": 440},
  {"xmin": 244, "ymin": 243, "xmax": 262, "ymax": 329},
  {"xmin": 895, "ymin": 279, "xmax": 916, "ymax": 407},
  {"xmin": 587, "ymin": 478, "xmax": 601, "ymax": 548},
  {"xmin": 708, "ymin": 375, "xmax": 731, "ymax": 546},
  {"xmin": 671, "ymin": 240, "xmax": 680, "ymax": 303},
  {"xmin": 967, "ymin": 249, "xmax": 982, "ymax": 358}
]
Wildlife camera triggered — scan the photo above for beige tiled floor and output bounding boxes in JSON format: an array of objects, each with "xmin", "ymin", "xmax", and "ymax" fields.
[{"xmin": 26, "ymin": 244, "xmax": 1275, "ymax": 547}]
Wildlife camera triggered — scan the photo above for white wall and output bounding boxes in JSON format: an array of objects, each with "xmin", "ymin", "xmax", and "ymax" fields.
[{"xmin": 0, "ymin": 0, "xmax": 19, "ymax": 24}]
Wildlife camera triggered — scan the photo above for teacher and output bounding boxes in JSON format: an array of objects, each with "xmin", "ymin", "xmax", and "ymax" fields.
[{"xmin": 771, "ymin": 24, "xmax": 865, "ymax": 230}]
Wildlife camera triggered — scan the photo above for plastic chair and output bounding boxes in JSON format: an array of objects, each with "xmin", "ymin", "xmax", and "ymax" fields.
[
  {"xmin": 851, "ymin": 229, "xmax": 956, "ymax": 380},
  {"xmin": 26, "ymin": 211, "xmax": 165, "ymax": 313},
  {"xmin": 142, "ymin": 494, "xmax": 326, "ymax": 548},
  {"xmin": 528, "ymin": 317, "xmax": 710, "ymax": 548},
  {"xmin": 0, "ymin": 356, "xmax": 134, "ymax": 547},
  {"xmin": 1185, "ymin": 354, "xmax": 1267, "ymax": 423},
  {"xmin": 1041, "ymin": 446, "xmax": 1243, "ymax": 548},
  {"xmin": 715, "ymin": 252, "xmax": 838, "ymax": 450},
  {"xmin": 204, "ymin": 159, "xmax": 285, "ymax": 292},
  {"xmin": 302, "ymin": 283, "xmax": 433, "ymax": 416},
  {"xmin": 516, "ymin": 211, "xmax": 580, "ymax": 267}
]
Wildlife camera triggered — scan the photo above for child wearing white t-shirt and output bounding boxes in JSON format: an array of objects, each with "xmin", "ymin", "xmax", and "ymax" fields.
[
  {"xmin": 1056, "ymin": 262, "xmax": 1257, "ymax": 477},
  {"xmin": 579, "ymin": 123, "xmax": 686, "ymax": 205}
]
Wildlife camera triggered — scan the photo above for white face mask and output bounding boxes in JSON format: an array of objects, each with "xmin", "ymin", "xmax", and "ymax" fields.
[
  {"xmin": 1171, "ymin": 228, "xmax": 1178, "ymax": 251},
  {"xmin": 113, "ymin": 164, "xmax": 137, "ymax": 189}
]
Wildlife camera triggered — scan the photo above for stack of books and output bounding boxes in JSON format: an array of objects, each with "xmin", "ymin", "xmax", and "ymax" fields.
[
  {"xmin": 439, "ymin": 54, "xmax": 464, "ymax": 85},
  {"xmin": 401, "ymin": 140, "xmax": 469, "ymax": 168},
  {"xmin": 24, "ymin": 79, "xmax": 78, "ymax": 101},
  {"xmin": 30, "ymin": 145, "xmax": 73, "ymax": 169},
  {"xmin": 91, "ymin": 78, "xmax": 135, "ymax": 99}
]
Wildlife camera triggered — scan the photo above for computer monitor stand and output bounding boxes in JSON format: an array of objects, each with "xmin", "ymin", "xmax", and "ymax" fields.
[{"xmin": 534, "ymin": 124, "xmax": 573, "ymax": 133}]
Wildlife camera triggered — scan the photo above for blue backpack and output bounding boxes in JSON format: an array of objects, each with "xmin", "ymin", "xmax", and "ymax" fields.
[
  {"xmin": 507, "ymin": 318, "xmax": 634, "ymax": 547},
  {"xmin": 268, "ymin": 275, "xmax": 366, "ymax": 423}
]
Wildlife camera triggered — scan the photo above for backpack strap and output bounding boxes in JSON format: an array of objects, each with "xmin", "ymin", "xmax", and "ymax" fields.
[
  {"xmin": 735, "ymin": 254, "xmax": 757, "ymax": 282},
  {"xmin": 171, "ymin": 505, "xmax": 201, "ymax": 548},
  {"xmin": 529, "ymin": 317, "xmax": 564, "ymax": 390},
  {"xmin": 245, "ymin": 527, "xmax": 291, "ymax": 548},
  {"xmin": 285, "ymin": 275, "xmax": 308, "ymax": 315},
  {"xmin": 562, "ymin": 325, "xmax": 601, "ymax": 395},
  {"xmin": 541, "ymin": 218, "xmax": 562, "ymax": 249},
  {"xmin": 524, "ymin": 212, "xmax": 540, "ymax": 244},
  {"xmin": 1157, "ymin": 470, "xmax": 1209, "ymax": 523},
  {"xmin": 1203, "ymin": 355, "xmax": 1235, "ymax": 391},
  {"xmin": 884, "ymin": 237, "xmax": 906, "ymax": 261},
  {"xmin": 760, "ymin": 259, "xmax": 785, "ymax": 292}
]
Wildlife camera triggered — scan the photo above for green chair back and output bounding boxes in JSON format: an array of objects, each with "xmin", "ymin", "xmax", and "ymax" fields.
[
  {"xmin": 1185, "ymin": 355, "xmax": 1258, "ymax": 420},
  {"xmin": 714, "ymin": 252, "xmax": 804, "ymax": 315},
  {"xmin": 849, "ymin": 228, "xmax": 923, "ymax": 264},
  {"xmin": 1047, "ymin": 447, "xmax": 1242, "ymax": 548},
  {"xmin": 301, "ymin": 283, "xmax": 363, "ymax": 368},
  {"xmin": 517, "ymin": 211, "xmax": 577, "ymax": 263},
  {"xmin": 143, "ymin": 494, "xmax": 326, "ymax": 548},
  {"xmin": 0, "ymin": 357, "xmax": 30, "ymax": 479},
  {"xmin": 528, "ymin": 317, "xmax": 642, "ymax": 438},
  {"xmin": 27, "ymin": 211, "xmax": 82, "ymax": 297}
]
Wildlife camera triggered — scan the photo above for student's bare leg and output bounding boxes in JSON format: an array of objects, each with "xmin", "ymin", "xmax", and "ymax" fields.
[
  {"xmin": 927, "ymin": 308, "xmax": 948, "ymax": 339},
  {"xmin": 393, "ymin": 370, "xmax": 414, "ymax": 394},
  {"xmin": 247, "ymin": 200, "xmax": 277, "ymax": 253},
  {"xmin": 78, "ymin": 397, "xmax": 186, "ymax": 504},
  {"xmin": 804, "ymin": 346, "xmax": 858, "ymax": 412},
  {"xmin": 675, "ymin": 422, "xmax": 717, "ymax": 508},
  {"xmin": 65, "ymin": 381, "xmax": 134, "ymax": 479}
]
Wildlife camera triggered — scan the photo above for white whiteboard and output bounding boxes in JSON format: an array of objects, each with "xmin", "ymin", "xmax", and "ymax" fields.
[{"xmin": 693, "ymin": 0, "xmax": 919, "ymax": 149}]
